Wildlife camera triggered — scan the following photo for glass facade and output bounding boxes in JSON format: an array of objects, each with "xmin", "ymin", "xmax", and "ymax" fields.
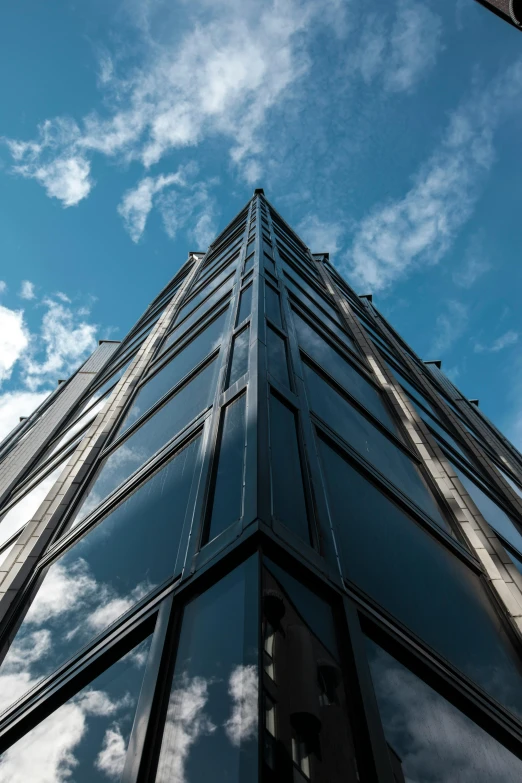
[{"xmin": 0, "ymin": 191, "xmax": 522, "ymax": 780}]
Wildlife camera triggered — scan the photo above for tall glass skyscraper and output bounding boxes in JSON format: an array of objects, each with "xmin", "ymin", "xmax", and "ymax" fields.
[{"xmin": 1, "ymin": 190, "xmax": 522, "ymax": 781}]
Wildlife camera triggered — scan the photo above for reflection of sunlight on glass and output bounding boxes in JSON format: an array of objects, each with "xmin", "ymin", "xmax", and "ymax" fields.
[
  {"xmin": 156, "ymin": 674, "xmax": 216, "ymax": 783},
  {"xmin": 0, "ymin": 464, "xmax": 63, "ymax": 547},
  {"xmin": 224, "ymin": 664, "xmax": 258, "ymax": 746}
]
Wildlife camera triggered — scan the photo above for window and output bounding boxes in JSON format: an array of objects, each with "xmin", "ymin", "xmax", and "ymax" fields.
[
  {"xmin": 304, "ymin": 363, "xmax": 448, "ymax": 529},
  {"xmin": 155, "ymin": 558, "xmax": 258, "ymax": 783},
  {"xmin": 265, "ymin": 283, "xmax": 282, "ymax": 328},
  {"xmin": 244, "ymin": 253, "xmax": 254, "ymax": 275},
  {"xmin": 452, "ymin": 462, "xmax": 522, "ymax": 556},
  {"xmin": 227, "ymin": 328, "xmax": 249, "ymax": 388},
  {"xmin": 269, "ymin": 395, "xmax": 310, "ymax": 543},
  {"xmin": 179, "ymin": 258, "xmax": 236, "ymax": 321},
  {"xmin": 173, "ymin": 277, "xmax": 234, "ymax": 336},
  {"xmin": 294, "ymin": 313, "xmax": 394, "ymax": 431},
  {"xmin": 0, "ymin": 462, "xmax": 64, "ymax": 549},
  {"xmin": 386, "ymin": 362, "xmax": 439, "ymax": 419},
  {"xmin": 236, "ymin": 284, "xmax": 252, "ymax": 326},
  {"xmin": 266, "ymin": 326, "xmax": 290, "ymax": 389},
  {"xmin": 0, "ymin": 635, "xmax": 154, "ymax": 779},
  {"xmin": 73, "ymin": 361, "xmax": 215, "ymax": 526},
  {"xmin": 318, "ymin": 436, "xmax": 522, "ymax": 716},
  {"xmin": 120, "ymin": 311, "xmax": 226, "ymax": 433},
  {"xmin": 206, "ymin": 395, "xmax": 246, "ymax": 543},
  {"xmin": 409, "ymin": 398, "xmax": 466, "ymax": 458},
  {"xmin": 44, "ymin": 393, "xmax": 108, "ymax": 460},
  {"xmin": 283, "ymin": 266, "xmax": 339, "ymax": 325},
  {"xmin": 0, "ymin": 437, "xmax": 200, "ymax": 718},
  {"xmin": 366, "ymin": 638, "xmax": 522, "ymax": 782}
]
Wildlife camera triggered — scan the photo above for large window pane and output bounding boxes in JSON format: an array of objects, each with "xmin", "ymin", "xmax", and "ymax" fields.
[
  {"xmin": 160, "ymin": 304, "xmax": 228, "ymax": 359},
  {"xmin": 0, "ymin": 636, "xmax": 153, "ymax": 783},
  {"xmin": 294, "ymin": 313, "xmax": 393, "ymax": 430},
  {"xmin": 262, "ymin": 561, "xmax": 358, "ymax": 781},
  {"xmin": 227, "ymin": 328, "xmax": 249, "ymax": 389},
  {"xmin": 453, "ymin": 463, "xmax": 522, "ymax": 556},
  {"xmin": 386, "ymin": 362, "xmax": 439, "ymax": 419},
  {"xmin": 177, "ymin": 260, "xmax": 236, "ymax": 323},
  {"xmin": 0, "ymin": 438, "xmax": 200, "ymax": 718},
  {"xmin": 73, "ymin": 361, "xmax": 215, "ymax": 525},
  {"xmin": 318, "ymin": 437, "xmax": 522, "ymax": 715},
  {"xmin": 304, "ymin": 363, "xmax": 448, "ymax": 529},
  {"xmin": 173, "ymin": 278, "xmax": 234, "ymax": 336},
  {"xmin": 0, "ymin": 463, "xmax": 64, "ymax": 549},
  {"xmin": 236, "ymin": 284, "xmax": 252, "ymax": 326},
  {"xmin": 155, "ymin": 558, "xmax": 258, "ymax": 783},
  {"xmin": 206, "ymin": 395, "xmax": 246, "ymax": 543},
  {"xmin": 120, "ymin": 312, "xmax": 226, "ymax": 434},
  {"xmin": 265, "ymin": 283, "xmax": 281, "ymax": 329},
  {"xmin": 269, "ymin": 395, "xmax": 310, "ymax": 543},
  {"xmin": 366, "ymin": 639, "xmax": 522, "ymax": 782},
  {"xmin": 266, "ymin": 326, "xmax": 290, "ymax": 389},
  {"xmin": 410, "ymin": 399, "xmax": 465, "ymax": 458},
  {"xmin": 283, "ymin": 269, "xmax": 341, "ymax": 325}
]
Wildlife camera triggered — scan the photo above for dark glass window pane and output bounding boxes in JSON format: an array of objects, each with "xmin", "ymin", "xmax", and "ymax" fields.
[
  {"xmin": 0, "ymin": 636, "xmax": 153, "ymax": 781},
  {"xmin": 366, "ymin": 639, "xmax": 522, "ymax": 782},
  {"xmin": 295, "ymin": 314, "xmax": 394, "ymax": 430},
  {"xmin": 155, "ymin": 558, "xmax": 258, "ymax": 783},
  {"xmin": 386, "ymin": 363, "xmax": 438, "ymax": 419},
  {"xmin": 121, "ymin": 313, "xmax": 226, "ymax": 433},
  {"xmin": 283, "ymin": 268, "xmax": 340, "ymax": 324},
  {"xmin": 318, "ymin": 437, "xmax": 522, "ymax": 715},
  {"xmin": 244, "ymin": 253, "xmax": 254, "ymax": 275},
  {"xmin": 246, "ymin": 239, "xmax": 255, "ymax": 257},
  {"xmin": 73, "ymin": 361, "xmax": 214, "ymax": 524},
  {"xmin": 0, "ymin": 438, "xmax": 200, "ymax": 717},
  {"xmin": 227, "ymin": 328, "xmax": 249, "ymax": 388},
  {"xmin": 410, "ymin": 399, "xmax": 465, "ymax": 457},
  {"xmin": 265, "ymin": 283, "xmax": 281, "ymax": 329},
  {"xmin": 266, "ymin": 326, "xmax": 290, "ymax": 389},
  {"xmin": 290, "ymin": 297, "xmax": 355, "ymax": 352},
  {"xmin": 269, "ymin": 395, "xmax": 310, "ymax": 542},
  {"xmin": 453, "ymin": 464, "xmax": 522, "ymax": 555},
  {"xmin": 262, "ymin": 563, "xmax": 358, "ymax": 781},
  {"xmin": 207, "ymin": 395, "xmax": 246, "ymax": 542},
  {"xmin": 498, "ymin": 466, "xmax": 522, "ymax": 500},
  {"xmin": 304, "ymin": 363, "xmax": 448, "ymax": 529},
  {"xmin": 174, "ymin": 278, "xmax": 234, "ymax": 335},
  {"xmin": 177, "ymin": 260, "xmax": 236, "ymax": 323},
  {"xmin": 264, "ymin": 253, "xmax": 276, "ymax": 275},
  {"xmin": 0, "ymin": 463, "xmax": 64, "ymax": 549},
  {"xmin": 236, "ymin": 284, "xmax": 252, "ymax": 326}
]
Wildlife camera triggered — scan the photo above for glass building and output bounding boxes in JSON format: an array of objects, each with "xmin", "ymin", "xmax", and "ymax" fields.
[{"xmin": 1, "ymin": 190, "xmax": 522, "ymax": 781}]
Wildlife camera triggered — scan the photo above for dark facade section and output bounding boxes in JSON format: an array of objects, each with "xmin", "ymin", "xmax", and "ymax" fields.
[{"xmin": 0, "ymin": 193, "xmax": 522, "ymax": 781}]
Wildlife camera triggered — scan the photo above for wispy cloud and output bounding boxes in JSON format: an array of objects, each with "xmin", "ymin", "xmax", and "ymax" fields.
[
  {"xmin": 297, "ymin": 215, "xmax": 345, "ymax": 254},
  {"xmin": 430, "ymin": 300, "xmax": 468, "ymax": 356},
  {"xmin": 19, "ymin": 281, "xmax": 36, "ymax": 301},
  {"xmin": 351, "ymin": 0, "xmax": 442, "ymax": 94},
  {"xmin": 0, "ymin": 306, "xmax": 30, "ymax": 385},
  {"xmin": 0, "ymin": 282, "xmax": 7, "ymax": 295},
  {"xmin": 474, "ymin": 330, "xmax": 518, "ymax": 354},
  {"xmin": 344, "ymin": 58, "xmax": 522, "ymax": 292},
  {"xmin": 452, "ymin": 231, "xmax": 491, "ymax": 288},
  {"xmin": 3, "ymin": 0, "xmax": 344, "ymax": 214}
]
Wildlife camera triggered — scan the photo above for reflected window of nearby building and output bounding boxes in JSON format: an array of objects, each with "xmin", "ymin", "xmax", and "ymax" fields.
[
  {"xmin": 0, "ymin": 635, "xmax": 153, "ymax": 780},
  {"xmin": 0, "ymin": 436, "xmax": 200, "ymax": 720},
  {"xmin": 366, "ymin": 637, "xmax": 522, "ymax": 782},
  {"xmin": 318, "ymin": 435, "xmax": 522, "ymax": 717}
]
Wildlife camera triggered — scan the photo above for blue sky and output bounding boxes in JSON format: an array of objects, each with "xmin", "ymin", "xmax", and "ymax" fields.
[{"xmin": 0, "ymin": 0, "xmax": 521, "ymax": 446}]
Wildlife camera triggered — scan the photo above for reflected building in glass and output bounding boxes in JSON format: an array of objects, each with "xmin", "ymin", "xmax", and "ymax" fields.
[{"xmin": 1, "ymin": 190, "xmax": 522, "ymax": 781}]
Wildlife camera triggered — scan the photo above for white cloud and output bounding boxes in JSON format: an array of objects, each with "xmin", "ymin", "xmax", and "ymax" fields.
[
  {"xmin": 0, "ymin": 282, "xmax": 6, "ymax": 295},
  {"xmin": 474, "ymin": 330, "xmax": 518, "ymax": 354},
  {"xmin": 297, "ymin": 215, "xmax": 344, "ymax": 255},
  {"xmin": 3, "ymin": 0, "xmax": 344, "ymax": 211},
  {"xmin": 95, "ymin": 726, "xmax": 127, "ymax": 779},
  {"xmin": 350, "ymin": 0, "xmax": 442, "ymax": 94},
  {"xmin": 19, "ymin": 280, "xmax": 36, "ymax": 300},
  {"xmin": 0, "ymin": 389, "xmax": 49, "ymax": 442},
  {"xmin": 345, "ymin": 58, "xmax": 522, "ymax": 292},
  {"xmin": 0, "ymin": 306, "xmax": 30, "ymax": 385},
  {"xmin": 0, "ymin": 463, "xmax": 63, "ymax": 544},
  {"xmin": 224, "ymin": 664, "xmax": 258, "ymax": 746},
  {"xmin": 430, "ymin": 300, "xmax": 468, "ymax": 356},
  {"xmin": 452, "ymin": 232, "xmax": 491, "ymax": 288},
  {"xmin": 21, "ymin": 297, "xmax": 98, "ymax": 390}
]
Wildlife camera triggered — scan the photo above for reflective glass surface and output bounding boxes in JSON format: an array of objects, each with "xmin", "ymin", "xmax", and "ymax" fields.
[
  {"xmin": 177, "ymin": 260, "xmax": 236, "ymax": 323},
  {"xmin": 410, "ymin": 399, "xmax": 465, "ymax": 457},
  {"xmin": 265, "ymin": 283, "xmax": 281, "ymax": 329},
  {"xmin": 45, "ymin": 394, "xmax": 108, "ymax": 460},
  {"xmin": 318, "ymin": 437, "xmax": 522, "ymax": 715},
  {"xmin": 269, "ymin": 395, "xmax": 310, "ymax": 542},
  {"xmin": 366, "ymin": 639, "xmax": 522, "ymax": 783},
  {"xmin": 266, "ymin": 326, "xmax": 290, "ymax": 389},
  {"xmin": 155, "ymin": 558, "xmax": 258, "ymax": 783},
  {"xmin": 244, "ymin": 253, "xmax": 254, "ymax": 275},
  {"xmin": 227, "ymin": 328, "xmax": 249, "ymax": 388},
  {"xmin": 73, "ymin": 361, "xmax": 214, "ymax": 525},
  {"xmin": 173, "ymin": 278, "xmax": 234, "ymax": 336},
  {"xmin": 0, "ymin": 462, "xmax": 64, "ymax": 548},
  {"xmin": 236, "ymin": 284, "xmax": 252, "ymax": 326},
  {"xmin": 283, "ymin": 268, "xmax": 340, "ymax": 325},
  {"xmin": 0, "ymin": 636, "xmax": 153, "ymax": 783},
  {"xmin": 498, "ymin": 466, "xmax": 522, "ymax": 500},
  {"xmin": 0, "ymin": 438, "xmax": 200, "ymax": 718},
  {"xmin": 386, "ymin": 363, "xmax": 439, "ymax": 418},
  {"xmin": 305, "ymin": 364, "xmax": 448, "ymax": 528},
  {"xmin": 207, "ymin": 395, "xmax": 246, "ymax": 542},
  {"xmin": 294, "ymin": 313, "xmax": 394, "ymax": 429},
  {"xmin": 121, "ymin": 313, "xmax": 226, "ymax": 433},
  {"xmin": 453, "ymin": 464, "xmax": 522, "ymax": 556},
  {"xmin": 290, "ymin": 298, "xmax": 356, "ymax": 351}
]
